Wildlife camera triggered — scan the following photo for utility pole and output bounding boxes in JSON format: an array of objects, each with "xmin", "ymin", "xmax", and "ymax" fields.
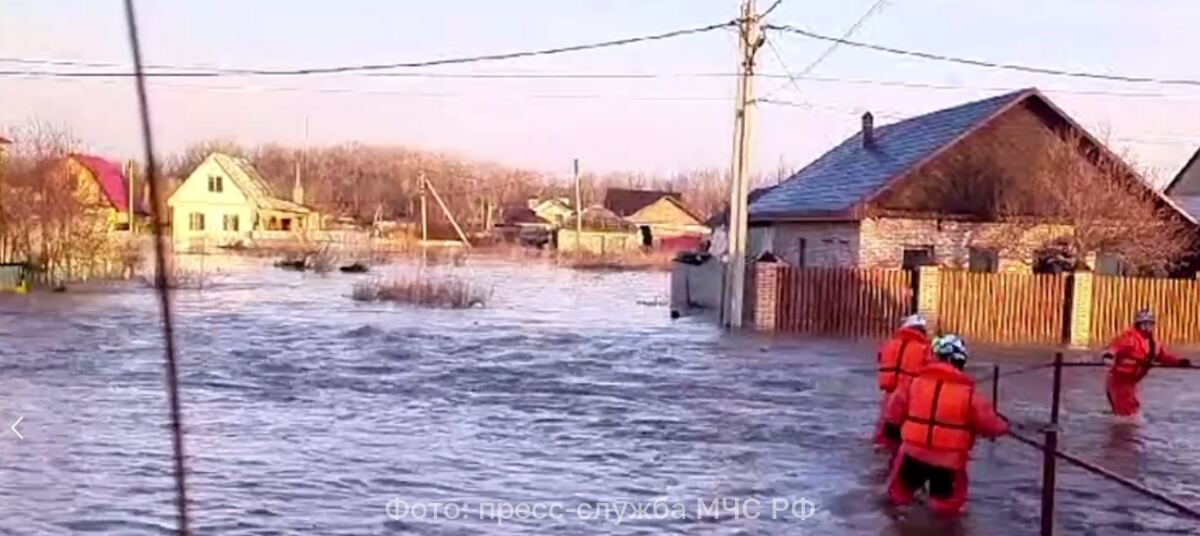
[
  {"xmin": 723, "ymin": 0, "xmax": 763, "ymax": 329},
  {"xmin": 419, "ymin": 171, "xmax": 429, "ymax": 252},
  {"xmin": 574, "ymin": 158, "xmax": 583, "ymax": 252}
]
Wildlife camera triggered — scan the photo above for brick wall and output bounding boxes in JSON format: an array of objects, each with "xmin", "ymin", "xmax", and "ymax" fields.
[
  {"xmin": 859, "ymin": 217, "xmax": 1072, "ymax": 272},
  {"xmin": 765, "ymin": 222, "xmax": 860, "ymax": 267}
]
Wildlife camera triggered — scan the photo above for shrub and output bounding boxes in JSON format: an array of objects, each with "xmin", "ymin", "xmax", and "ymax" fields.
[{"xmin": 350, "ymin": 275, "xmax": 490, "ymax": 309}]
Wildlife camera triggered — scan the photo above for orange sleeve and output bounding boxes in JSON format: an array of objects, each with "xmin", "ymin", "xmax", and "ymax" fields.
[
  {"xmin": 970, "ymin": 397, "xmax": 1010, "ymax": 439},
  {"xmin": 1157, "ymin": 345, "xmax": 1182, "ymax": 366},
  {"xmin": 884, "ymin": 386, "xmax": 909, "ymax": 424}
]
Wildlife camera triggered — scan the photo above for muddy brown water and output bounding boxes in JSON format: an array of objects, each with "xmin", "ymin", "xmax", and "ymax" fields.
[{"xmin": 0, "ymin": 257, "xmax": 1196, "ymax": 535}]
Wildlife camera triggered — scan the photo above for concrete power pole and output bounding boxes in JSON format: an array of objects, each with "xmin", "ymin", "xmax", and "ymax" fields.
[
  {"xmin": 574, "ymin": 158, "xmax": 583, "ymax": 252},
  {"xmin": 723, "ymin": 0, "xmax": 763, "ymax": 328}
]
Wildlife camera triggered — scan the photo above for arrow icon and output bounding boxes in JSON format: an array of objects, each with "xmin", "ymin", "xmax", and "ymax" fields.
[{"xmin": 10, "ymin": 416, "xmax": 22, "ymax": 440}]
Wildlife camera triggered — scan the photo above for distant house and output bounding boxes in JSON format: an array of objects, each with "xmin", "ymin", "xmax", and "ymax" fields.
[
  {"xmin": 557, "ymin": 205, "xmax": 640, "ymax": 254},
  {"xmin": 63, "ymin": 154, "xmax": 149, "ymax": 231},
  {"xmin": 603, "ymin": 188, "xmax": 708, "ymax": 249},
  {"xmin": 528, "ymin": 197, "xmax": 574, "ymax": 227},
  {"xmin": 747, "ymin": 88, "xmax": 1193, "ymax": 273},
  {"xmin": 168, "ymin": 152, "xmax": 318, "ymax": 246},
  {"xmin": 496, "ymin": 204, "xmax": 553, "ymax": 247}
]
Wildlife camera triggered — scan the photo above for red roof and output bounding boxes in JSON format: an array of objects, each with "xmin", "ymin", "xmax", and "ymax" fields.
[
  {"xmin": 0, "ymin": 136, "xmax": 11, "ymax": 144},
  {"xmin": 71, "ymin": 154, "xmax": 146, "ymax": 214}
]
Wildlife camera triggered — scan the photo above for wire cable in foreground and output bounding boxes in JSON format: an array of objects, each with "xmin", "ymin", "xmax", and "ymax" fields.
[{"xmin": 121, "ymin": 0, "xmax": 191, "ymax": 533}]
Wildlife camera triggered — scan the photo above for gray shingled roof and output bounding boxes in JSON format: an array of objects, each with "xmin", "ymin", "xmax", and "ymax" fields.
[{"xmin": 750, "ymin": 89, "xmax": 1034, "ymax": 220}]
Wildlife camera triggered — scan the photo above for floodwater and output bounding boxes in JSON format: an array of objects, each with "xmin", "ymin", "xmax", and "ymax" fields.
[{"xmin": 0, "ymin": 257, "xmax": 1196, "ymax": 535}]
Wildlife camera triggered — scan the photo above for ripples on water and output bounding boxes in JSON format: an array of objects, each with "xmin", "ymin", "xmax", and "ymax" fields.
[{"xmin": 0, "ymin": 257, "xmax": 1196, "ymax": 535}]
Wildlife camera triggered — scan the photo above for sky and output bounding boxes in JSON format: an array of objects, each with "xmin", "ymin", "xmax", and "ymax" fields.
[{"xmin": 2, "ymin": 0, "xmax": 1199, "ymax": 185}]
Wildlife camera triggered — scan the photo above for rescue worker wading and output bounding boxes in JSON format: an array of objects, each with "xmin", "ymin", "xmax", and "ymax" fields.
[
  {"xmin": 1103, "ymin": 309, "xmax": 1192, "ymax": 417},
  {"xmin": 885, "ymin": 335, "xmax": 1009, "ymax": 517},
  {"xmin": 875, "ymin": 314, "xmax": 932, "ymax": 450}
]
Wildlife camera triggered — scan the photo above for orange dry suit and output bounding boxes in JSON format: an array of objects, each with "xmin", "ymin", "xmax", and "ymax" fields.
[
  {"xmin": 875, "ymin": 327, "xmax": 931, "ymax": 448},
  {"xmin": 884, "ymin": 361, "xmax": 1009, "ymax": 516},
  {"xmin": 1105, "ymin": 328, "xmax": 1188, "ymax": 416}
]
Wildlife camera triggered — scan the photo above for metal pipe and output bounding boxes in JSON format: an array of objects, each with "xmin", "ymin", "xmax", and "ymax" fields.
[
  {"xmin": 1051, "ymin": 352, "xmax": 1064, "ymax": 425},
  {"xmin": 1008, "ymin": 429, "xmax": 1200, "ymax": 520},
  {"xmin": 1040, "ymin": 426, "xmax": 1059, "ymax": 536},
  {"xmin": 992, "ymin": 364, "xmax": 1000, "ymax": 408}
]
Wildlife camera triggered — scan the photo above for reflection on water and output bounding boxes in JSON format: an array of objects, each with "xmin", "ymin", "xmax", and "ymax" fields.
[{"xmin": 0, "ymin": 257, "xmax": 1195, "ymax": 535}]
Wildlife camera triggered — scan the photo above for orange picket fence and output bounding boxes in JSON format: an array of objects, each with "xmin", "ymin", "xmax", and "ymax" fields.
[
  {"xmin": 938, "ymin": 271, "xmax": 1068, "ymax": 345},
  {"xmin": 775, "ymin": 266, "xmax": 912, "ymax": 338},
  {"xmin": 1090, "ymin": 275, "xmax": 1200, "ymax": 345}
]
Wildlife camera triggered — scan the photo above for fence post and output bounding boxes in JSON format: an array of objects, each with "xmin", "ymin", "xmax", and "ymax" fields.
[
  {"xmin": 753, "ymin": 262, "xmax": 781, "ymax": 331},
  {"xmin": 1039, "ymin": 352, "xmax": 1065, "ymax": 536},
  {"xmin": 1068, "ymin": 272, "xmax": 1094, "ymax": 349},
  {"xmin": 916, "ymin": 265, "xmax": 941, "ymax": 331}
]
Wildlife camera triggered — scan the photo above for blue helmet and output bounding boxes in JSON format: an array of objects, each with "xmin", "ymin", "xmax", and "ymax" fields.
[{"xmin": 932, "ymin": 334, "xmax": 969, "ymax": 369}]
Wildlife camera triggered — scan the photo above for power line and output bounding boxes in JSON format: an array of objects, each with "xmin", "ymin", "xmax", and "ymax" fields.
[
  {"xmin": 761, "ymin": 0, "xmax": 785, "ymax": 19},
  {"xmin": 792, "ymin": 0, "xmax": 888, "ymax": 78},
  {"xmin": 0, "ymin": 21, "xmax": 735, "ymax": 78},
  {"xmin": 761, "ymin": 0, "xmax": 888, "ymax": 102},
  {"xmin": 766, "ymin": 23, "xmax": 1200, "ymax": 88}
]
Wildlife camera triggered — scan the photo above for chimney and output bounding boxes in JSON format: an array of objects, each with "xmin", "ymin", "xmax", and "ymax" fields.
[{"xmin": 861, "ymin": 112, "xmax": 875, "ymax": 147}]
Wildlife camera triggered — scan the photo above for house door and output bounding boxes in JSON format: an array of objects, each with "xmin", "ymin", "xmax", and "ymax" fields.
[
  {"xmin": 639, "ymin": 226, "xmax": 653, "ymax": 247},
  {"xmin": 902, "ymin": 246, "xmax": 934, "ymax": 313}
]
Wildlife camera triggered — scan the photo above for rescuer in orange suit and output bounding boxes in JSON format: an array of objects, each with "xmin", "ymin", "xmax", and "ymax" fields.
[
  {"xmin": 875, "ymin": 314, "xmax": 932, "ymax": 450},
  {"xmin": 885, "ymin": 335, "xmax": 1010, "ymax": 517},
  {"xmin": 1103, "ymin": 309, "xmax": 1192, "ymax": 417}
]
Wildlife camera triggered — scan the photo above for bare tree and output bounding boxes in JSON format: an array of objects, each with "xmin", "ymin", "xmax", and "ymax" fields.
[{"xmin": 879, "ymin": 125, "xmax": 1196, "ymax": 273}]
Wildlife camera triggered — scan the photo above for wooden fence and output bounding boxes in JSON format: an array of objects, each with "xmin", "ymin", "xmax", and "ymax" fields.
[
  {"xmin": 1091, "ymin": 275, "xmax": 1200, "ymax": 345},
  {"xmin": 938, "ymin": 271, "xmax": 1068, "ymax": 345},
  {"xmin": 775, "ymin": 266, "xmax": 912, "ymax": 338}
]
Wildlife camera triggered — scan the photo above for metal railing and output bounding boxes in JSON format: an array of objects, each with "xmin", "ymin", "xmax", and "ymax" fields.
[{"xmin": 991, "ymin": 353, "xmax": 1200, "ymax": 535}]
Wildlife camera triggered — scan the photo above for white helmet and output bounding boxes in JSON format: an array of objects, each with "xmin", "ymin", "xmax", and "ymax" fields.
[
  {"xmin": 901, "ymin": 314, "xmax": 928, "ymax": 331},
  {"xmin": 1134, "ymin": 309, "xmax": 1155, "ymax": 325},
  {"xmin": 932, "ymin": 334, "xmax": 969, "ymax": 369}
]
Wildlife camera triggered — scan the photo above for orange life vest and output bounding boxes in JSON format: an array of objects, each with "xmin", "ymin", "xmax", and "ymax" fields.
[
  {"xmin": 901, "ymin": 363, "xmax": 975, "ymax": 453},
  {"xmin": 878, "ymin": 327, "xmax": 930, "ymax": 392},
  {"xmin": 1109, "ymin": 328, "xmax": 1160, "ymax": 380}
]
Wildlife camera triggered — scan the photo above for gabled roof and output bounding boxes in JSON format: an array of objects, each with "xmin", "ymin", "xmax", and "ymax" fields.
[
  {"xmin": 500, "ymin": 204, "xmax": 550, "ymax": 225},
  {"xmin": 70, "ymin": 154, "xmax": 148, "ymax": 214},
  {"xmin": 206, "ymin": 153, "xmax": 310, "ymax": 213},
  {"xmin": 604, "ymin": 188, "xmax": 681, "ymax": 217},
  {"xmin": 750, "ymin": 89, "xmax": 1035, "ymax": 220},
  {"xmin": 1165, "ymin": 147, "xmax": 1200, "ymax": 195}
]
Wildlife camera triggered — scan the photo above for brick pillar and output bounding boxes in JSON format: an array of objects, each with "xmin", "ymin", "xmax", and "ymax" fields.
[
  {"xmin": 916, "ymin": 265, "xmax": 941, "ymax": 332},
  {"xmin": 753, "ymin": 262, "xmax": 781, "ymax": 331},
  {"xmin": 1069, "ymin": 272, "xmax": 1095, "ymax": 349}
]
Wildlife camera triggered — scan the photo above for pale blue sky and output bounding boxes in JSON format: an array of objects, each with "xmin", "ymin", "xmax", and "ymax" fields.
[{"xmin": 2, "ymin": 0, "xmax": 1199, "ymax": 183}]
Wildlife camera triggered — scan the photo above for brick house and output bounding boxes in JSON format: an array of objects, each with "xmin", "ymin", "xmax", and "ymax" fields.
[{"xmin": 747, "ymin": 88, "xmax": 1193, "ymax": 273}]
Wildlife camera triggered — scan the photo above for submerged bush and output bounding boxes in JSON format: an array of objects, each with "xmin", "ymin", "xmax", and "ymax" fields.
[{"xmin": 350, "ymin": 275, "xmax": 490, "ymax": 309}]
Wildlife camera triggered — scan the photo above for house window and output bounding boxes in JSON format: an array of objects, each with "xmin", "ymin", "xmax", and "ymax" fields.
[
  {"xmin": 223, "ymin": 214, "xmax": 240, "ymax": 232},
  {"xmin": 188, "ymin": 213, "xmax": 205, "ymax": 231},
  {"xmin": 902, "ymin": 246, "xmax": 935, "ymax": 269},
  {"xmin": 281, "ymin": 218, "xmax": 293, "ymax": 231},
  {"xmin": 208, "ymin": 175, "xmax": 223, "ymax": 193},
  {"xmin": 969, "ymin": 247, "xmax": 1000, "ymax": 273},
  {"xmin": 795, "ymin": 238, "xmax": 807, "ymax": 267}
]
